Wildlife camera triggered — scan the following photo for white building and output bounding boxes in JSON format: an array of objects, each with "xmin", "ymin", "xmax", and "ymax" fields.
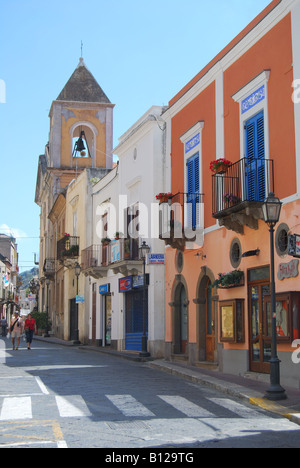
[{"xmin": 82, "ymin": 106, "xmax": 169, "ymax": 357}]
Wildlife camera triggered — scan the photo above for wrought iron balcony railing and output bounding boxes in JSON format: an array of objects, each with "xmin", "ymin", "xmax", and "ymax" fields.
[
  {"xmin": 159, "ymin": 192, "xmax": 204, "ymax": 250},
  {"xmin": 43, "ymin": 258, "xmax": 56, "ymax": 277},
  {"xmin": 212, "ymin": 158, "xmax": 274, "ymax": 217},
  {"xmin": 57, "ymin": 236, "xmax": 80, "ymax": 261},
  {"xmin": 82, "ymin": 238, "xmax": 139, "ymax": 272}
]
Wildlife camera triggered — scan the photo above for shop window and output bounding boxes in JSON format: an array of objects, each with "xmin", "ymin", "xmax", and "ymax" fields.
[
  {"xmin": 219, "ymin": 299, "xmax": 245, "ymax": 343},
  {"xmin": 264, "ymin": 292, "xmax": 300, "ymax": 343}
]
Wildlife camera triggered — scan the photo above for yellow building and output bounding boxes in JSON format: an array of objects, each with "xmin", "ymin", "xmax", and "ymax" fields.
[{"xmin": 35, "ymin": 58, "xmax": 114, "ymax": 341}]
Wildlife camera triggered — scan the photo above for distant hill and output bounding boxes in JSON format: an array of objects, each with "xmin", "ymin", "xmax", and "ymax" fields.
[{"xmin": 20, "ymin": 267, "xmax": 39, "ymax": 290}]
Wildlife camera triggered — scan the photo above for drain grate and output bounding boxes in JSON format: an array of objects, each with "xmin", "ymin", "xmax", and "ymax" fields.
[{"xmin": 106, "ymin": 421, "xmax": 150, "ymax": 431}]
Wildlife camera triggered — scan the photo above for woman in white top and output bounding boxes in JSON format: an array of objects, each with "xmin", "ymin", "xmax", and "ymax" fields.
[{"xmin": 10, "ymin": 312, "xmax": 23, "ymax": 351}]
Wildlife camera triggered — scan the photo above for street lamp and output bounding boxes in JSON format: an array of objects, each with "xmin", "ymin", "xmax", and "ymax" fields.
[
  {"xmin": 262, "ymin": 192, "xmax": 287, "ymax": 401},
  {"xmin": 45, "ymin": 278, "xmax": 50, "ymax": 338},
  {"xmin": 139, "ymin": 241, "xmax": 150, "ymax": 358},
  {"xmin": 74, "ymin": 262, "xmax": 81, "ymax": 345}
]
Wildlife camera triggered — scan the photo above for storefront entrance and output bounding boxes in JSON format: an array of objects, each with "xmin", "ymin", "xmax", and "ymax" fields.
[
  {"xmin": 104, "ymin": 295, "xmax": 112, "ymax": 346},
  {"xmin": 125, "ymin": 289, "xmax": 148, "ymax": 351},
  {"xmin": 249, "ymin": 267, "xmax": 271, "ymax": 373}
]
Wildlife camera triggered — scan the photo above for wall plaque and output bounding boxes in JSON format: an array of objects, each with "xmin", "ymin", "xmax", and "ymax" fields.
[{"xmin": 278, "ymin": 259, "xmax": 299, "ymax": 281}]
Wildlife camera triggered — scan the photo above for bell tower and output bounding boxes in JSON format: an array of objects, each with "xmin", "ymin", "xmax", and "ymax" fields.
[{"xmin": 48, "ymin": 57, "xmax": 114, "ymax": 172}]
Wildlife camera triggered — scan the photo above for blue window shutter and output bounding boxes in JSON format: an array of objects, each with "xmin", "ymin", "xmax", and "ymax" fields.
[
  {"xmin": 245, "ymin": 111, "xmax": 265, "ymax": 201},
  {"xmin": 186, "ymin": 153, "xmax": 200, "ymax": 229}
]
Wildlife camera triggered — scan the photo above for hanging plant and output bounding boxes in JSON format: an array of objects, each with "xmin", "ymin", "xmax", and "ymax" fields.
[
  {"xmin": 155, "ymin": 192, "xmax": 173, "ymax": 203},
  {"xmin": 210, "ymin": 158, "xmax": 232, "ymax": 174},
  {"xmin": 211, "ymin": 270, "xmax": 244, "ymax": 289}
]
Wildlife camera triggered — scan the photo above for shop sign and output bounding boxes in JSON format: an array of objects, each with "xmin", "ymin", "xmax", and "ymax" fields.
[
  {"xmin": 278, "ymin": 259, "xmax": 299, "ymax": 281},
  {"xmin": 99, "ymin": 284, "xmax": 110, "ymax": 295},
  {"xmin": 111, "ymin": 240, "xmax": 121, "ymax": 263},
  {"xmin": 147, "ymin": 254, "xmax": 165, "ymax": 265},
  {"xmin": 119, "ymin": 276, "xmax": 133, "ymax": 293},
  {"xmin": 132, "ymin": 274, "xmax": 149, "ymax": 288},
  {"xmin": 76, "ymin": 295, "xmax": 85, "ymax": 304},
  {"xmin": 288, "ymin": 234, "xmax": 300, "ymax": 258}
]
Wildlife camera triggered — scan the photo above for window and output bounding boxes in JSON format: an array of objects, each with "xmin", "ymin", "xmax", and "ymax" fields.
[
  {"xmin": 245, "ymin": 111, "xmax": 266, "ymax": 202},
  {"xmin": 186, "ymin": 153, "xmax": 200, "ymax": 230}
]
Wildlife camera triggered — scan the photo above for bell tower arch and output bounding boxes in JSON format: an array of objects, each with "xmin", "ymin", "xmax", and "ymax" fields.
[{"xmin": 48, "ymin": 57, "xmax": 114, "ymax": 172}]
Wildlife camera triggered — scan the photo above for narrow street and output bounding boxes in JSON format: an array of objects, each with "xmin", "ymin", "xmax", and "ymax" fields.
[{"xmin": 0, "ymin": 338, "xmax": 300, "ymax": 449}]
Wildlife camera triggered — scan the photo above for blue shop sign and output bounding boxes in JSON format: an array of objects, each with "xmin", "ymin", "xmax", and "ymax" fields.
[{"xmin": 99, "ymin": 284, "xmax": 110, "ymax": 295}]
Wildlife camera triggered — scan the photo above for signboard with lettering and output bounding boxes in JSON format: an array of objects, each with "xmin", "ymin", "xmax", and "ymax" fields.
[
  {"xmin": 99, "ymin": 284, "xmax": 110, "ymax": 295},
  {"xmin": 147, "ymin": 254, "xmax": 165, "ymax": 265},
  {"xmin": 288, "ymin": 234, "xmax": 300, "ymax": 258},
  {"xmin": 76, "ymin": 295, "xmax": 85, "ymax": 304},
  {"xmin": 242, "ymin": 85, "xmax": 265, "ymax": 114},
  {"xmin": 119, "ymin": 276, "xmax": 133, "ymax": 293}
]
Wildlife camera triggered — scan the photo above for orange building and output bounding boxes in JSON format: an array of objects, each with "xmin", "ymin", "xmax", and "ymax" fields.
[{"xmin": 162, "ymin": 0, "xmax": 300, "ymax": 388}]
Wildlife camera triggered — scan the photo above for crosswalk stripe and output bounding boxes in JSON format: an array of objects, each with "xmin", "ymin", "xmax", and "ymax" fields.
[
  {"xmin": 0, "ymin": 397, "xmax": 32, "ymax": 421},
  {"xmin": 158, "ymin": 395, "xmax": 214, "ymax": 418},
  {"xmin": 106, "ymin": 395, "xmax": 155, "ymax": 417},
  {"xmin": 208, "ymin": 398, "xmax": 261, "ymax": 418},
  {"xmin": 55, "ymin": 395, "xmax": 92, "ymax": 418}
]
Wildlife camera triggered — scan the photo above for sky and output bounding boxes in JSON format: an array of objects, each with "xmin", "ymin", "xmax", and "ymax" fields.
[{"xmin": 0, "ymin": 0, "xmax": 271, "ymax": 272}]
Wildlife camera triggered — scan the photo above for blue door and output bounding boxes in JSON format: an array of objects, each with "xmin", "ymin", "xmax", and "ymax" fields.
[
  {"xmin": 125, "ymin": 290, "xmax": 148, "ymax": 351},
  {"xmin": 245, "ymin": 111, "xmax": 266, "ymax": 202},
  {"xmin": 186, "ymin": 153, "xmax": 200, "ymax": 230}
]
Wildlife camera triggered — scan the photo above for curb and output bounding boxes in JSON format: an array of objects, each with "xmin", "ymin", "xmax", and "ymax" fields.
[{"xmin": 149, "ymin": 360, "xmax": 300, "ymax": 426}]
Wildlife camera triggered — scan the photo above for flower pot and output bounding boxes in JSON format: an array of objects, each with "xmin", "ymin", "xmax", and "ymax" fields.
[
  {"xmin": 215, "ymin": 164, "xmax": 228, "ymax": 175},
  {"xmin": 159, "ymin": 195, "xmax": 171, "ymax": 204}
]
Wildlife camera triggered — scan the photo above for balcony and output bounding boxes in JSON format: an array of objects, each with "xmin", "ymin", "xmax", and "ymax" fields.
[
  {"xmin": 212, "ymin": 158, "xmax": 274, "ymax": 234},
  {"xmin": 81, "ymin": 238, "xmax": 141, "ymax": 279},
  {"xmin": 43, "ymin": 258, "xmax": 56, "ymax": 278},
  {"xmin": 57, "ymin": 235, "xmax": 80, "ymax": 266},
  {"xmin": 159, "ymin": 192, "xmax": 204, "ymax": 251}
]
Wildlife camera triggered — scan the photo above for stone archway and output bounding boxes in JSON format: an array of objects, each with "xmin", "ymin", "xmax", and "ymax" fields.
[{"xmin": 171, "ymin": 275, "xmax": 189, "ymax": 356}]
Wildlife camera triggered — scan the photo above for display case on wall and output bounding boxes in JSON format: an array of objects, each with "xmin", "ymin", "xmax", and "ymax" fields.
[
  {"xmin": 264, "ymin": 292, "xmax": 300, "ymax": 343},
  {"xmin": 219, "ymin": 299, "xmax": 245, "ymax": 343}
]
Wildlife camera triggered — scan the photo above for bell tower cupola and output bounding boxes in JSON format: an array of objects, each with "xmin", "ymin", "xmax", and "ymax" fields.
[{"xmin": 48, "ymin": 57, "xmax": 114, "ymax": 171}]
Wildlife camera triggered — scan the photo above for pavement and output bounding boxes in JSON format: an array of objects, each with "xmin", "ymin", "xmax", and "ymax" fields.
[{"xmin": 33, "ymin": 334, "xmax": 300, "ymax": 427}]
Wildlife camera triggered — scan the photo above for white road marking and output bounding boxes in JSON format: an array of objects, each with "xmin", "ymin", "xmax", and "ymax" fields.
[
  {"xmin": 106, "ymin": 395, "xmax": 155, "ymax": 417},
  {"xmin": 55, "ymin": 395, "xmax": 92, "ymax": 418},
  {"xmin": 35, "ymin": 377, "xmax": 50, "ymax": 395},
  {"xmin": 208, "ymin": 398, "xmax": 262, "ymax": 418},
  {"xmin": 0, "ymin": 397, "xmax": 32, "ymax": 421},
  {"xmin": 158, "ymin": 395, "xmax": 214, "ymax": 418}
]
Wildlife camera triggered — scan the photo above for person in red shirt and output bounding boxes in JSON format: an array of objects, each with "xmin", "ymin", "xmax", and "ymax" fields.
[{"xmin": 24, "ymin": 313, "xmax": 37, "ymax": 350}]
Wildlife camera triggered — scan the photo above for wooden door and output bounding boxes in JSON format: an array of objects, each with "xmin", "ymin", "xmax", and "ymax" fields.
[{"xmin": 205, "ymin": 279, "xmax": 215, "ymax": 362}]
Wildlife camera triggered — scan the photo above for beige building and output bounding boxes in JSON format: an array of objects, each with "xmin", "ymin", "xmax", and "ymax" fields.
[{"xmin": 35, "ymin": 58, "xmax": 114, "ymax": 341}]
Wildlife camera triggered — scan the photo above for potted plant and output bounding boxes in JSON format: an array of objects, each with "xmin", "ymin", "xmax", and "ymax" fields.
[
  {"xmin": 211, "ymin": 270, "xmax": 244, "ymax": 289},
  {"xmin": 101, "ymin": 237, "xmax": 111, "ymax": 246},
  {"xmin": 210, "ymin": 158, "xmax": 232, "ymax": 174},
  {"xmin": 224, "ymin": 193, "xmax": 241, "ymax": 206},
  {"xmin": 156, "ymin": 192, "xmax": 173, "ymax": 204},
  {"xmin": 114, "ymin": 232, "xmax": 123, "ymax": 240}
]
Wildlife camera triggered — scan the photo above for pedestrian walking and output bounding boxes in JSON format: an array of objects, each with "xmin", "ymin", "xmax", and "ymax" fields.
[
  {"xmin": 10, "ymin": 312, "xmax": 23, "ymax": 351},
  {"xmin": 1, "ymin": 316, "xmax": 7, "ymax": 337},
  {"xmin": 24, "ymin": 313, "xmax": 37, "ymax": 350}
]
